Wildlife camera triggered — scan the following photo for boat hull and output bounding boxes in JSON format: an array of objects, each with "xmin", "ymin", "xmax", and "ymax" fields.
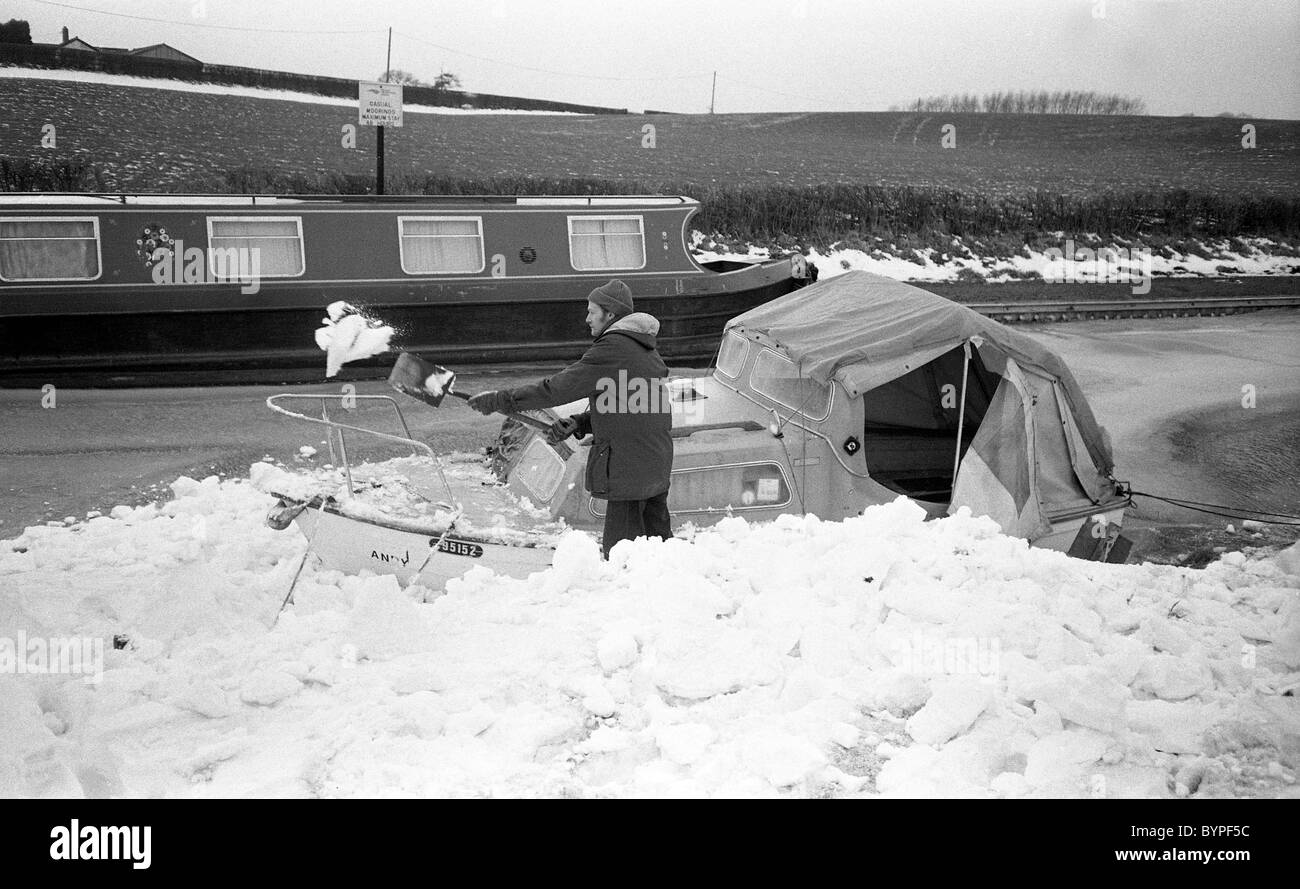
[
  {"xmin": 279, "ymin": 498, "xmax": 555, "ymax": 589},
  {"xmin": 0, "ymin": 270, "xmax": 801, "ymax": 385}
]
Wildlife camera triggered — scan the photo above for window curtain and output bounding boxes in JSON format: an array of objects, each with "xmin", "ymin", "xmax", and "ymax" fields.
[
  {"xmin": 570, "ymin": 218, "xmax": 644, "ymax": 270},
  {"xmin": 401, "ymin": 219, "xmax": 483, "ymax": 273},
  {"xmin": 209, "ymin": 219, "xmax": 303, "ymax": 276},
  {"xmin": 0, "ymin": 220, "xmax": 98, "ymax": 280}
]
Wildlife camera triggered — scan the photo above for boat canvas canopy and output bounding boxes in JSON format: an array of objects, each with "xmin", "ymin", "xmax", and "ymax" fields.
[
  {"xmin": 725, "ymin": 271, "xmax": 1114, "ymax": 473},
  {"xmin": 726, "ymin": 271, "xmax": 1118, "ymax": 536}
]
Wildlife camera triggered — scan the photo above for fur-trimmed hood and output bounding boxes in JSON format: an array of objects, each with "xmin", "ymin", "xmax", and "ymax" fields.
[{"xmin": 601, "ymin": 312, "xmax": 660, "ymax": 346}]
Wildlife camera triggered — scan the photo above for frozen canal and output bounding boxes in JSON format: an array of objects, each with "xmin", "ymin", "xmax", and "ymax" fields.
[
  {"xmin": 2, "ymin": 310, "xmax": 1299, "ymax": 799},
  {"xmin": 2, "ymin": 309, "xmax": 1298, "ymax": 539}
]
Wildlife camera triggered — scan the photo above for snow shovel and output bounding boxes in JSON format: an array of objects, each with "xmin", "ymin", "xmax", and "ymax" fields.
[{"xmin": 388, "ymin": 352, "xmax": 552, "ymax": 431}]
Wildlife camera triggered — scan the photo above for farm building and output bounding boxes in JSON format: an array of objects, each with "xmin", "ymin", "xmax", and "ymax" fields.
[{"xmin": 52, "ymin": 26, "xmax": 201, "ymax": 67}]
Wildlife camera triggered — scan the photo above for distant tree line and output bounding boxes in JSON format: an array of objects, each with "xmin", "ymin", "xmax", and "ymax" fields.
[
  {"xmin": 0, "ymin": 18, "xmax": 33, "ymax": 43},
  {"xmin": 379, "ymin": 68, "xmax": 462, "ymax": 92},
  {"xmin": 893, "ymin": 90, "xmax": 1147, "ymax": 115}
]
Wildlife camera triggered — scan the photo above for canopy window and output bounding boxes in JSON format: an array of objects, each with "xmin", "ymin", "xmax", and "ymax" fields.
[
  {"xmin": 0, "ymin": 217, "xmax": 100, "ymax": 281},
  {"xmin": 715, "ymin": 330, "xmax": 750, "ymax": 380},
  {"xmin": 207, "ymin": 217, "xmax": 304, "ymax": 277},
  {"xmin": 568, "ymin": 216, "xmax": 645, "ymax": 271},
  {"xmin": 399, "ymin": 217, "xmax": 485, "ymax": 274},
  {"xmin": 751, "ymin": 349, "xmax": 832, "ymax": 420}
]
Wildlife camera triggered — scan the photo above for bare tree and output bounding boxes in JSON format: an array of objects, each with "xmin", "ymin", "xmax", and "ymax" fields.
[
  {"xmin": 379, "ymin": 68, "xmax": 426, "ymax": 86},
  {"xmin": 896, "ymin": 89, "xmax": 1146, "ymax": 114}
]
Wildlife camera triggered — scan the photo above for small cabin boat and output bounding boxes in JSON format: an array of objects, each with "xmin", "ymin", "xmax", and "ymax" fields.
[
  {"xmin": 494, "ymin": 271, "xmax": 1134, "ymax": 562},
  {"xmin": 254, "ymin": 393, "xmax": 564, "ymax": 592},
  {"xmin": 0, "ymin": 193, "xmax": 813, "ymax": 385}
]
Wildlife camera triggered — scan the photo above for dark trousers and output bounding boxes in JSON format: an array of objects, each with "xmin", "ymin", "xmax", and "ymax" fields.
[{"xmin": 602, "ymin": 490, "xmax": 672, "ymax": 558}]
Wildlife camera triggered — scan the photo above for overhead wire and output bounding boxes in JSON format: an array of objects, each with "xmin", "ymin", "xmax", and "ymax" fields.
[
  {"xmin": 392, "ymin": 29, "xmax": 713, "ymax": 83},
  {"xmin": 27, "ymin": 0, "xmax": 384, "ymax": 34},
  {"xmin": 25, "ymin": 2, "xmax": 859, "ymax": 111}
]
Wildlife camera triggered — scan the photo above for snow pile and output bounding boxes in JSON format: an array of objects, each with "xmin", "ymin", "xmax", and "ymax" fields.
[
  {"xmin": 313, "ymin": 302, "xmax": 395, "ymax": 377},
  {"xmin": 1, "ymin": 480, "xmax": 1297, "ymax": 798}
]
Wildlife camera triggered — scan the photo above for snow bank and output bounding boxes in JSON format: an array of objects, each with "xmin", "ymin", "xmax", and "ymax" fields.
[
  {"xmin": 0, "ymin": 66, "xmax": 581, "ymax": 115},
  {"xmin": 1, "ymin": 478, "xmax": 1296, "ymax": 798},
  {"xmin": 691, "ymin": 235, "xmax": 1300, "ymax": 284}
]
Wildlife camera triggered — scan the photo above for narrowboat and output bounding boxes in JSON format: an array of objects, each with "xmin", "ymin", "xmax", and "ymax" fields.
[
  {"xmin": 0, "ymin": 193, "xmax": 814, "ymax": 385},
  {"xmin": 493, "ymin": 271, "xmax": 1134, "ymax": 562}
]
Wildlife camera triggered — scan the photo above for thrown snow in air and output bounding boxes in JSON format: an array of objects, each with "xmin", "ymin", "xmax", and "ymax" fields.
[
  {"xmin": 314, "ymin": 302, "xmax": 394, "ymax": 377},
  {"xmin": 0, "ymin": 67, "xmax": 582, "ymax": 115},
  {"xmin": 2, "ymin": 472, "xmax": 1297, "ymax": 798}
]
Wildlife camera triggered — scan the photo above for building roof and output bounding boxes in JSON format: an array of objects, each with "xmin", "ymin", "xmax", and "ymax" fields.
[
  {"xmin": 58, "ymin": 37, "xmax": 98, "ymax": 52},
  {"xmin": 129, "ymin": 43, "xmax": 202, "ymax": 64},
  {"xmin": 51, "ymin": 37, "xmax": 200, "ymax": 63}
]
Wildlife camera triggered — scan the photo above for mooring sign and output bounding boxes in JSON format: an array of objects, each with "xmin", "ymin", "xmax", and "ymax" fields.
[{"xmin": 359, "ymin": 81, "xmax": 403, "ymax": 127}]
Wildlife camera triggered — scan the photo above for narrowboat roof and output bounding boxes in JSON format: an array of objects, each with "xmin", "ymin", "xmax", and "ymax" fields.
[{"xmin": 0, "ymin": 193, "xmax": 699, "ymax": 208}]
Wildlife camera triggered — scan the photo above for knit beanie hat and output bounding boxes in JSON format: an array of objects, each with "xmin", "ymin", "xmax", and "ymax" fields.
[{"xmin": 588, "ymin": 280, "xmax": 634, "ymax": 319}]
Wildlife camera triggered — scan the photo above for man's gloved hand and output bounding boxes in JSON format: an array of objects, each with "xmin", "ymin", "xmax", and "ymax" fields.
[
  {"xmin": 466, "ymin": 390, "xmax": 512, "ymax": 415},
  {"xmin": 545, "ymin": 416, "xmax": 579, "ymax": 444}
]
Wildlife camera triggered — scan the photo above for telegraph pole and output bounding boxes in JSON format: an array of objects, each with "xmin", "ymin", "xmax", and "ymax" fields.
[
  {"xmin": 377, "ymin": 27, "xmax": 392, "ymax": 195},
  {"xmin": 710, "ymin": 71, "xmax": 716, "ymax": 114}
]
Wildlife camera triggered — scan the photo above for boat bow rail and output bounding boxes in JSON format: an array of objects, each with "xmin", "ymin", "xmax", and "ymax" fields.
[{"xmin": 263, "ymin": 393, "xmax": 455, "ymax": 509}]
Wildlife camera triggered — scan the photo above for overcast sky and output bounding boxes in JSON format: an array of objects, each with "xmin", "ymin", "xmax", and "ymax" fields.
[{"xmin": 9, "ymin": 0, "xmax": 1299, "ymax": 117}]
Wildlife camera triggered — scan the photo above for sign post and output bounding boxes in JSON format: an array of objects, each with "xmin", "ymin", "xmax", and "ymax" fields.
[{"xmin": 359, "ymin": 81, "xmax": 403, "ymax": 195}]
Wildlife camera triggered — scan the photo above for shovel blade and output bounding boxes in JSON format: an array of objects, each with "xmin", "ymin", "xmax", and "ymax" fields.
[{"xmin": 388, "ymin": 352, "xmax": 457, "ymax": 407}]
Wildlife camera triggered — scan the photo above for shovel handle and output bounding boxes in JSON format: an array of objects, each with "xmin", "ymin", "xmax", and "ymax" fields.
[
  {"xmin": 450, "ymin": 390, "xmax": 553, "ymax": 432},
  {"xmin": 388, "ymin": 352, "xmax": 553, "ymax": 432}
]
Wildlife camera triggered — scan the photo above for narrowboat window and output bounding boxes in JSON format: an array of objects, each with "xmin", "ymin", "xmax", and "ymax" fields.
[
  {"xmin": 751, "ymin": 349, "xmax": 832, "ymax": 420},
  {"xmin": 399, "ymin": 216, "xmax": 485, "ymax": 274},
  {"xmin": 568, "ymin": 215, "xmax": 645, "ymax": 271},
  {"xmin": 589, "ymin": 461, "xmax": 791, "ymax": 517},
  {"xmin": 206, "ymin": 217, "xmax": 304, "ymax": 277},
  {"xmin": 0, "ymin": 217, "xmax": 100, "ymax": 282},
  {"xmin": 515, "ymin": 437, "xmax": 566, "ymax": 503},
  {"xmin": 715, "ymin": 331, "xmax": 749, "ymax": 379}
]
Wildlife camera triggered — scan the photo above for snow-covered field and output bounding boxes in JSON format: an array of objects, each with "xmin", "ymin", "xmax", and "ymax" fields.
[
  {"xmin": 0, "ymin": 65, "xmax": 580, "ymax": 115},
  {"xmin": 2, "ymin": 466, "xmax": 1297, "ymax": 798},
  {"xmin": 693, "ymin": 235, "xmax": 1300, "ymax": 283}
]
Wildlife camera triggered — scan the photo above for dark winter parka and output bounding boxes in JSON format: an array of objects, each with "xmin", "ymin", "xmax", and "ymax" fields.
[{"xmin": 504, "ymin": 313, "xmax": 673, "ymax": 501}]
